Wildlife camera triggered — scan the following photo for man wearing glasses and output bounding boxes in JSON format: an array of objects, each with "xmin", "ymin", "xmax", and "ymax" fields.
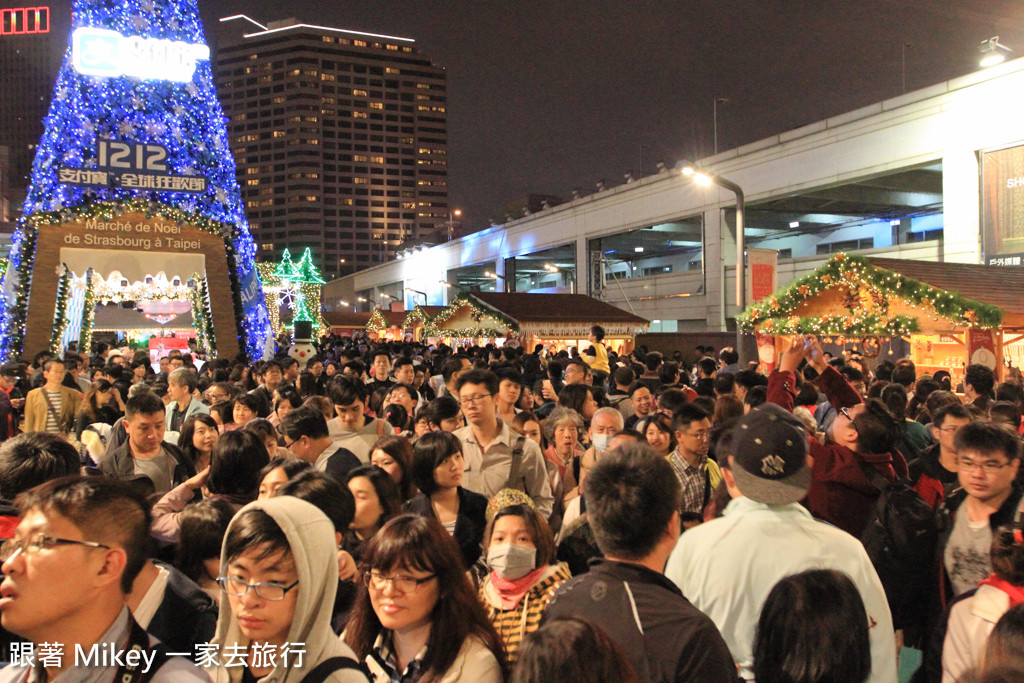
[
  {"xmin": 669, "ymin": 403, "xmax": 720, "ymax": 516},
  {"xmin": 772, "ymin": 336, "xmax": 907, "ymax": 538},
  {"xmin": 0, "ymin": 477, "xmax": 206, "ymax": 681},
  {"xmin": 909, "ymin": 402, "xmax": 974, "ymax": 510},
  {"xmin": 452, "ymin": 370, "xmax": 553, "ymax": 518},
  {"xmin": 940, "ymin": 421, "xmax": 1022, "ymax": 599}
]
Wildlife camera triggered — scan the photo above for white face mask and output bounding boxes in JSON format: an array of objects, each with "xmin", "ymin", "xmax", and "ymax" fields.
[
  {"xmin": 487, "ymin": 542, "xmax": 537, "ymax": 580},
  {"xmin": 591, "ymin": 432, "xmax": 612, "ymax": 453}
]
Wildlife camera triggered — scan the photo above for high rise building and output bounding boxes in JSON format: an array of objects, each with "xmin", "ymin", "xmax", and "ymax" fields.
[
  {"xmin": 214, "ymin": 16, "xmax": 449, "ymax": 279},
  {"xmin": 0, "ymin": 1, "xmax": 72, "ymax": 235}
]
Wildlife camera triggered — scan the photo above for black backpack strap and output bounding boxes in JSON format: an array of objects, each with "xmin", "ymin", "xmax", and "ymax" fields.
[
  {"xmin": 702, "ymin": 467, "xmax": 712, "ymax": 511},
  {"xmin": 301, "ymin": 656, "xmax": 367, "ymax": 683},
  {"xmin": 505, "ymin": 435, "xmax": 526, "ymax": 492}
]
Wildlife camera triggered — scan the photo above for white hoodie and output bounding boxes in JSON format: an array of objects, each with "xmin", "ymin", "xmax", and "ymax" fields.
[{"xmin": 208, "ymin": 497, "xmax": 367, "ymax": 683}]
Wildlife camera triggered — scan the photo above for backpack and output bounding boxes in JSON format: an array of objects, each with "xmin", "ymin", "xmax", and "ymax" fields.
[{"xmin": 858, "ymin": 464, "xmax": 939, "ymax": 624}]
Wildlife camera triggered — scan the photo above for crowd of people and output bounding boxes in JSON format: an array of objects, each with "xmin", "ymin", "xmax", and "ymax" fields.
[{"xmin": 0, "ymin": 328, "xmax": 1021, "ymax": 681}]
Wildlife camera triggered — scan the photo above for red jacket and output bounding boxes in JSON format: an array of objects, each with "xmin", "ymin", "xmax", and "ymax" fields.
[{"xmin": 768, "ymin": 366, "xmax": 908, "ymax": 537}]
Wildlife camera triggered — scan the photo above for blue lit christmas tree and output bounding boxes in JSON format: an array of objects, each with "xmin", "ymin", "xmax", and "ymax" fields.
[{"xmin": 0, "ymin": 0, "xmax": 272, "ymax": 360}]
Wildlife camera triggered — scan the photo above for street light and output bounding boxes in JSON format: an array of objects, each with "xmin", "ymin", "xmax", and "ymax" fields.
[
  {"xmin": 980, "ymin": 36, "xmax": 1012, "ymax": 67},
  {"xmin": 405, "ymin": 287, "xmax": 427, "ymax": 304},
  {"xmin": 682, "ymin": 165, "xmax": 746, "ymax": 361}
]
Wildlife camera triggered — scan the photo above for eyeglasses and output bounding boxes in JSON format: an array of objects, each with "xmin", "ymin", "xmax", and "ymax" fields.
[
  {"xmin": 684, "ymin": 430, "xmax": 712, "ymax": 441},
  {"xmin": 958, "ymin": 459, "xmax": 1013, "ymax": 475},
  {"xmin": 217, "ymin": 577, "xmax": 299, "ymax": 601},
  {"xmin": 459, "ymin": 393, "xmax": 492, "ymax": 406},
  {"xmin": 0, "ymin": 534, "xmax": 110, "ymax": 562},
  {"xmin": 839, "ymin": 407, "xmax": 859, "ymax": 431},
  {"xmin": 364, "ymin": 570, "xmax": 436, "ymax": 593}
]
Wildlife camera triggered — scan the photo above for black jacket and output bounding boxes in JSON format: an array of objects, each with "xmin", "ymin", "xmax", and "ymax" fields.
[
  {"xmin": 543, "ymin": 559, "xmax": 738, "ymax": 683},
  {"xmin": 406, "ymin": 486, "xmax": 488, "ymax": 569},
  {"xmin": 99, "ymin": 439, "xmax": 194, "ymax": 491},
  {"xmin": 148, "ymin": 560, "xmax": 219, "ymax": 662}
]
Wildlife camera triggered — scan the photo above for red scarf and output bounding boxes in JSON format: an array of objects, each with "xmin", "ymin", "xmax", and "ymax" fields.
[
  {"xmin": 490, "ymin": 566, "xmax": 546, "ymax": 610},
  {"xmin": 980, "ymin": 574, "xmax": 1024, "ymax": 606}
]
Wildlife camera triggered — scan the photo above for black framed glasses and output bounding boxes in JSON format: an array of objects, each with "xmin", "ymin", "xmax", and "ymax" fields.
[
  {"xmin": 364, "ymin": 570, "xmax": 436, "ymax": 593},
  {"xmin": 839, "ymin": 407, "xmax": 858, "ymax": 431},
  {"xmin": 0, "ymin": 534, "xmax": 110, "ymax": 562},
  {"xmin": 217, "ymin": 577, "xmax": 299, "ymax": 601}
]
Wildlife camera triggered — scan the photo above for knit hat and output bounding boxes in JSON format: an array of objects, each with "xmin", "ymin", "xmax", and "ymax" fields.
[
  {"xmin": 730, "ymin": 403, "xmax": 810, "ymax": 505},
  {"xmin": 486, "ymin": 488, "xmax": 536, "ymax": 523}
]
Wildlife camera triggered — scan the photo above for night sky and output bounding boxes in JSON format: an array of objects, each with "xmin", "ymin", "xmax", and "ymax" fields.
[{"xmin": 201, "ymin": 1, "xmax": 1024, "ymax": 231}]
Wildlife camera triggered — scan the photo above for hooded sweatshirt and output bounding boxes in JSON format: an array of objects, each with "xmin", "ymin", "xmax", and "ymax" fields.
[{"xmin": 208, "ymin": 496, "xmax": 368, "ymax": 683}]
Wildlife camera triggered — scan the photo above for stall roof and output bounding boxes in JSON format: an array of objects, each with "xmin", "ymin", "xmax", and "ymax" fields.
[
  {"xmin": 323, "ymin": 311, "xmax": 371, "ymax": 328},
  {"xmin": 429, "ymin": 292, "xmax": 649, "ymax": 339},
  {"xmin": 866, "ymin": 258, "xmax": 1024, "ymax": 328},
  {"xmin": 469, "ymin": 293, "xmax": 649, "ymax": 326}
]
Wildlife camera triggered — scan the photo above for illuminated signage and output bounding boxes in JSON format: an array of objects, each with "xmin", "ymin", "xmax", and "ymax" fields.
[
  {"xmin": 1, "ymin": 7, "xmax": 49, "ymax": 35},
  {"xmin": 71, "ymin": 26, "xmax": 210, "ymax": 82},
  {"xmin": 59, "ymin": 140, "xmax": 207, "ymax": 194}
]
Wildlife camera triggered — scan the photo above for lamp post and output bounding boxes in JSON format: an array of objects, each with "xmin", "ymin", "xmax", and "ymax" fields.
[
  {"xmin": 405, "ymin": 287, "xmax": 427, "ymax": 305},
  {"xmin": 682, "ymin": 166, "xmax": 746, "ymax": 362}
]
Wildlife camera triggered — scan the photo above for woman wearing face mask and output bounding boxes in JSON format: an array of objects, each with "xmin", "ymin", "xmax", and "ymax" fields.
[
  {"xmin": 406, "ymin": 431, "xmax": 488, "ymax": 571},
  {"xmin": 477, "ymin": 503, "xmax": 570, "ymax": 665}
]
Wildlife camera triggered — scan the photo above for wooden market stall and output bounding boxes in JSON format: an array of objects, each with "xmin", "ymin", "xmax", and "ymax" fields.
[
  {"xmin": 323, "ymin": 311, "xmax": 372, "ymax": 338},
  {"xmin": 737, "ymin": 253, "xmax": 1024, "ymax": 382},
  {"xmin": 402, "ymin": 305, "xmax": 445, "ymax": 342},
  {"xmin": 365, "ymin": 309, "xmax": 415, "ymax": 341},
  {"xmin": 428, "ymin": 292, "xmax": 649, "ymax": 353}
]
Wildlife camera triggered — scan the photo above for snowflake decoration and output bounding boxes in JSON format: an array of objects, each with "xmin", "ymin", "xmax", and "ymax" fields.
[
  {"xmin": 118, "ymin": 120, "xmax": 135, "ymax": 137},
  {"xmin": 130, "ymin": 14, "xmax": 150, "ymax": 32}
]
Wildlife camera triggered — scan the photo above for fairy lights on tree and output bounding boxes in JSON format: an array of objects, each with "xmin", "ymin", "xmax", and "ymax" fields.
[
  {"xmin": 0, "ymin": 0, "xmax": 271, "ymax": 360},
  {"xmin": 258, "ymin": 248, "xmax": 327, "ymax": 338}
]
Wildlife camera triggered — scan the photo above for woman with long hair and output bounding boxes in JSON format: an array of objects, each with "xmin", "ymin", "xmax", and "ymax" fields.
[
  {"xmin": 344, "ymin": 465, "xmax": 403, "ymax": 563},
  {"xmin": 370, "ymin": 435, "xmax": 416, "ymax": 502},
  {"xmin": 754, "ymin": 569, "xmax": 871, "ymax": 683},
  {"xmin": 150, "ymin": 430, "xmax": 270, "ymax": 544},
  {"xmin": 478, "ymin": 503, "xmax": 570, "ymax": 664},
  {"xmin": 344, "ymin": 514, "xmax": 506, "ymax": 682},
  {"xmin": 74, "ymin": 379, "xmax": 121, "ymax": 440},
  {"xmin": 174, "ymin": 498, "xmax": 236, "ymax": 602},
  {"xmin": 406, "ymin": 431, "xmax": 488, "ymax": 570},
  {"xmin": 178, "ymin": 413, "xmax": 219, "ymax": 473}
]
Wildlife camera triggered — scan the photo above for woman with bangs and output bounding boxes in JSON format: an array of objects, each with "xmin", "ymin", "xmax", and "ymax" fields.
[{"xmin": 344, "ymin": 514, "xmax": 506, "ymax": 682}]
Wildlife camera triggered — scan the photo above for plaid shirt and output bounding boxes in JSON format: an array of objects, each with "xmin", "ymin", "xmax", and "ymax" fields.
[{"xmin": 669, "ymin": 449, "xmax": 708, "ymax": 515}]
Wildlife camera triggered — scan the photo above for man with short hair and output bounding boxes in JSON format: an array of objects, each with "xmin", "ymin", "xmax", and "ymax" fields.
[
  {"xmin": 712, "ymin": 373, "xmax": 735, "ymax": 398},
  {"xmin": 328, "ymin": 377, "xmax": 387, "ymax": 462},
  {"xmin": 963, "ymin": 364, "xmax": 996, "ymax": 410},
  {"xmin": 0, "ymin": 365, "xmax": 22, "ymax": 443},
  {"xmin": 665, "ymin": 396, "xmax": 897, "ymax": 682},
  {"xmin": 910, "ymin": 402, "xmax": 973, "ymax": 510},
  {"xmin": 580, "ymin": 325, "xmax": 609, "ymax": 386},
  {"xmin": 670, "ymin": 403, "xmax": 720, "ymax": 516},
  {"xmin": 281, "ymin": 405, "xmax": 361, "ymax": 479},
  {"xmin": 281, "ymin": 356, "xmax": 300, "ymax": 384},
  {"xmin": 100, "ymin": 392, "xmax": 194, "ymax": 495},
  {"xmin": 392, "ymin": 357, "xmax": 415, "ymax": 386},
  {"xmin": 24, "ymin": 359, "xmax": 80, "ymax": 436},
  {"xmin": 561, "ymin": 406, "xmax": 623, "ymax": 525},
  {"xmin": 717, "ymin": 347, "xmax": 739, "ymax": 375},
  {"xmin": 940, "ymin": 421, "xmax": 1022, "ymax": 599},
  {"xmin": 693, "ymin": 357, "xmax": 717, "ymax": 397},
  {"xmin": 0, "ymin": 432, "xmax": 80, "ymax": 536},
  {"xmin": 545, "ymin": 444, "xmax": 736, "ymax": 682},
  {"xmin": 248, "ymin": 360, "xmax": 282, "ymax": 417},
  {"xmin": 453, "ymin": 369, "xmax": 553, "ymax": 517},
  {"xmin": 623, "ymin": 381, "xmax": 653, "ymax": 432},
  {"xmin": 0, "ymin": 477, "xmax": 207, "ymax": 681},
  {"xmin": 164, "ymin": 367, "xmax": 209, "ymax": 445},
  {"xmin": 366, "ymin": 351, "xmax": 395, "ymax": 391},
  {"xmin": 562, "ymin": 359, "xmax": 589, "ymax": 387},
  {"xmin": 607, "ymin": 365, "xmax": 635, "ymax": 419}
]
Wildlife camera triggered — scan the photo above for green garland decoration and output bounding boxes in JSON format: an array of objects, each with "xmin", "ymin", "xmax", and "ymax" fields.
[
  {"xmin": 427, "ymin": 292, "xmax": 519, "ymax": 340},
  {"xmin": 78, "ymin": 269, "xmax": 97, "ymax": 354},
  {"xmin": 737, "ymin": 253, "xmax": 1003, "ymax": 335},
  {"xmin": 201, "ymin": 277, "xmax": 217, "ymax": 354},
  {"xmin": 189, "ymin": 272, "xmax": 209, "ymax": 354},
  {"xmin": 366, "ymin": 309, "xmax": 390, "ymax": 334},
  {"xmin": 49, "ymin": 264, "xmax": 71, "ymax": 353}
]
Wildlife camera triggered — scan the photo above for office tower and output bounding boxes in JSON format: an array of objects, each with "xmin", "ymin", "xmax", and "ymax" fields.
[{"xmin": 214, "ymin": 17, "xmax": 449, "ymax": 279}]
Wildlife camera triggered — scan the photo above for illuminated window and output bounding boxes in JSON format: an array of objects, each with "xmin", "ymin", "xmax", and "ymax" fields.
[
  {"xmin": 354, "ymin": 177, "xmax": 369, "ymax": 184},
  {"xmin": 386, "ymin": 67, "xmax": 400, "ymax": 74},
  {"xmin": 246, "ymin": 179, "xmax": 259, "ymax": 186},
  {"xmin": 353, "ymin": 112, "xmax": 367, "ymax": 119},
  {"xmin": 352, "ymin": 89, "xmax": 368, "ymax": 97},
  {"xmin": 370, "ymin": 102, "xmax": 383, "ymax": 110},
  {"xmin": 354, "ymin": 40, "xmax": 367, "ymax": 47}
]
